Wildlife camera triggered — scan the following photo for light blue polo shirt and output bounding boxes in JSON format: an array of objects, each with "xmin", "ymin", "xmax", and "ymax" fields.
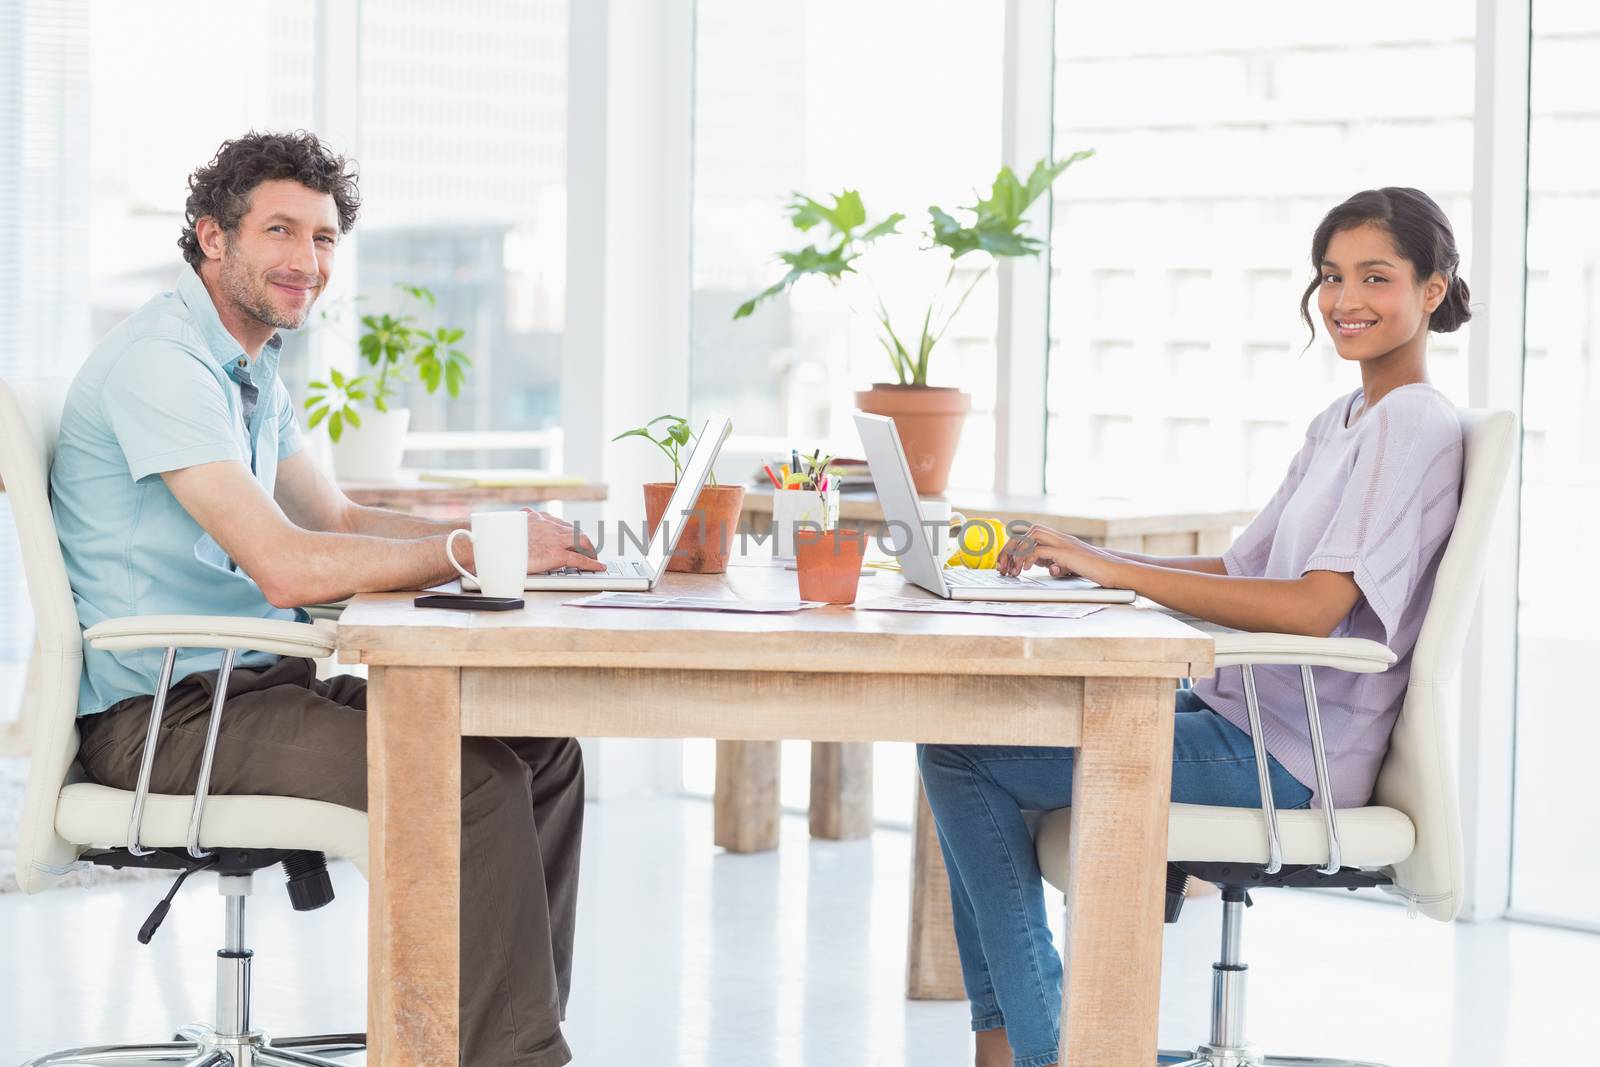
[{"xmin": 52, "ymin": 266, "xmax": 307, "ymax": 717}]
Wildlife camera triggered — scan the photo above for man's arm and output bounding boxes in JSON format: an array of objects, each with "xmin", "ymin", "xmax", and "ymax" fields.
[
  {"xmin": 166, "ymin": 458, "xmax": 602, "ymax": 608},
  {"xmin": 274, "ymin": 450, "xmax": 468, "ymax": 538}
]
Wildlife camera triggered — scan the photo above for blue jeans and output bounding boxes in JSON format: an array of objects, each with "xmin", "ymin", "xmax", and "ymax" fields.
[{"xmin": 916, "ymin": 687, "xmax": 1312, "ymax": 1067}]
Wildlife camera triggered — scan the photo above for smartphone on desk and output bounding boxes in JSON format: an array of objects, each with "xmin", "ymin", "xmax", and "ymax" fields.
[{"xmin": 414, "ymin": 593, "xmax": 525, "ymax": 611}]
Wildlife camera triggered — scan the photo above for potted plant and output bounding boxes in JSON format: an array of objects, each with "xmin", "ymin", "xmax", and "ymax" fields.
[
  {"xmin": 304, "ymin": 283, "xmax": 472, "ymax": 483},
  {"xmin": 794, "ymin": 520, "xmax": 867, "ymax": 605},
  {"xmin": 734, "ymin": 152, "xmax": 1092, "ymax": 494},
  {"xmin": 613, "ymin": 415, "xmax": 745, "ymax": 574}
]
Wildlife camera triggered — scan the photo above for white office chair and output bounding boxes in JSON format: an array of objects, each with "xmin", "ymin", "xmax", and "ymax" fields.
[
  {"xmin": 1035, "ymin": 408, "xmax": 1517, "ymax": 1067},
  {"xmin": 1, "ymin": 376, "xmax": 370, "ymax": 1067}
]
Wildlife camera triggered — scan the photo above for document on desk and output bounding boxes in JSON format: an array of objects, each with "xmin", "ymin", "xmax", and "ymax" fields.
[
  {"xmin": 854, "ymin": 596, "xmax": 1107, "ymax": 621},
  {"xmin": 565, "ymin": 591, "xmax": 826, "ymax": 613}
]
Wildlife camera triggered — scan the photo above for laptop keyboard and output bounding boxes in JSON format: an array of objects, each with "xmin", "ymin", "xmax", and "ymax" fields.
[
  {"xmin": 942, "ymin": 568, "xmax": 1026, "ymax": 587},
  {"xmin": 542, "ymin": 559, "xmax": 642, "ymax": 578}
]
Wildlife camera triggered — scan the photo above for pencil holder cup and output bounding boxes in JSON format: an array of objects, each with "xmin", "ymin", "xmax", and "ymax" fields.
[
  {"xmin": 772, "ymin": 487, "xmax": 840, "ymax": 558},
  {"xmin": 795, "ymin": 527, "xmax": 868, "ymax": 605}
]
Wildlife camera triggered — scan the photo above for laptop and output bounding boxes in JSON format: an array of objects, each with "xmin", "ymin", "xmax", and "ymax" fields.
[
  {"xmin": 853, "ymin": 412, "xmax": 1136, "ymax": 604},
  {"xmin": 467, "ymin": 416, "xmax": 733, "ymax": 593}
]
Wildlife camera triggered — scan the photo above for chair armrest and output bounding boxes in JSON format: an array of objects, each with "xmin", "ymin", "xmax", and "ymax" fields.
[
  {"xmin": 1212, "ymin": 631, "xmax": 1396, "ymax": 674},
  {"xmin": 84, "ymin": 615, "xmax": 337, "ymax": 658}
]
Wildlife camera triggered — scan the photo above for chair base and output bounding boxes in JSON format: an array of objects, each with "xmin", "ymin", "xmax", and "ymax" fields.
[
  {"xmin": 20, "ymin": 1029, "xmax": 365, "ymax": 1067},
  {"xmin": 1161, "ymin": 1053, "xmax": 1392, "ymax": 1067}
]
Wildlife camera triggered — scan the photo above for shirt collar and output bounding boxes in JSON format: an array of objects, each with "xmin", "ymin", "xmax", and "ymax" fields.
[{"xmin": 175, "ymin": 266, "xmax": 284, "ymax": 387}]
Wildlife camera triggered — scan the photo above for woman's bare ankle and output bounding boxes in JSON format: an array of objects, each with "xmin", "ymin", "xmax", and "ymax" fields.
[{"xmin": 974, "ymin": 1027, "xmax": 1013, "ymax": 1067}]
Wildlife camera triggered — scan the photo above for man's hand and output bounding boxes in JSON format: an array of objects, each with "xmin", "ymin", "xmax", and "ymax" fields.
[
  {"xmin": 994, "ymin": 523, "xmax": 1124, "ymax": 586},
  {"xmin": 524, "ymin": 509, "xmax": 604, "ymax": 573}
]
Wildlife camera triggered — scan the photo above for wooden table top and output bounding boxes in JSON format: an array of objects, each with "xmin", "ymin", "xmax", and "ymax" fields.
[
  {"xmin": 740, "ymin": 486, "xmax": 1254, "ymax": 537},
  {"xmin": 340, "ymin": 474, "xmax": 609, "ymax": 508},
  {"xmin": 337, "ymin": 557, "xmax": 1213, "ymax": 679}
]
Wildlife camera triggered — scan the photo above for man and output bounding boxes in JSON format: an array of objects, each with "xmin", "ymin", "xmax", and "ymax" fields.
[{"xmin": 51, "ymin": 130, "xmax": 600, "ymax": 1066}]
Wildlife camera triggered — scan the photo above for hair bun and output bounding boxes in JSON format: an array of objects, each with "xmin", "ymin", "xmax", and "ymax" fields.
[{"xmin": 1430, "ymin": 275, "xmax": 1472, "ymax": 334}]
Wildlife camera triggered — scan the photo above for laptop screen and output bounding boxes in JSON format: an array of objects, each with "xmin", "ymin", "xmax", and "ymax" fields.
[
  {"xmin": 642, "ymin": 416, "xmax": 733, "ymax": 576},
  {"xmin": 852, "ymin": 412, "xmax": 947, "ymax": 595}
]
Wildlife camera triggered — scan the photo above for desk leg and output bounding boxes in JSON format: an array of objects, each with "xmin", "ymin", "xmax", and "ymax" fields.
[
  {"xmin": 714, "ymin": 740, "xmax": 780, "ymax": 853},
  {"xmin": 809, "ymin": 741, "xmax": 874, "ymax": 840},
  {"xmin": 905, "ymin": 775, "xmax": 965, "ymax": 1000},
  {"xmin": 1060, "ymin": 677, "xmax": 1174, "ymax": 1067},
  {"xmin": 369, "ymin": 665, "xmax": 462, "ymax": 1067}
]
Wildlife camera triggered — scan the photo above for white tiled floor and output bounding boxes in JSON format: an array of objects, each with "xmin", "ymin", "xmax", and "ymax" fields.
[{"xmin": 2, "ymin": 797, "xmax": 1595, "ymax": 1066}]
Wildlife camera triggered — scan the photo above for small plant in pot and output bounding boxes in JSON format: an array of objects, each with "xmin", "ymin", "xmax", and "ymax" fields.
[
  {"xmin": 734, "ymin": 152, "xmax": 1092, "ymax": 494},
  {"xmin": 613, "ymin": 415, "xmax": 745, "ymax": 574},
  {"xmin": 794, "ymin": 519, "xmax": 867, "ymax": 605},
  {"xmin": 304, "ymin": 283, "xmax": 472, "ymax": 483}
]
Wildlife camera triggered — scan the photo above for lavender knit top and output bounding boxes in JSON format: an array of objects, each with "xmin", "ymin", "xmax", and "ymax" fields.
[{"xmin": 1191, "ymin": 384, "xmax": 1463, "ymax": 808}]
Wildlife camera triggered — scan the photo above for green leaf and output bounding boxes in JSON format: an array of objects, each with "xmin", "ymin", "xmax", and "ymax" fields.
[
  {"xmin": 304, "ymin": 396, "xmax": 324, "ymax": 410},
  {"xmin": 445, "ymin": 362, "xmax": 464, "ymax": 398},
  {"xmin": 926, "ymin": 153, "xmax": 1092, "ymax": 262},
  {"xmin": 860, "ymin": 212, "xmax": 906, "ymax": 242},
  {"xmin": 330, "ymin": 367, "xmax": 346, "ymax": 387},
  {"xmin": 610, "ymin": 427, "xmax": 656, "ymax": 443},
  {"xmin": 374, "ymin": 394, "xmax": 389, "ymax": 414},
  {"xmin": 787, "ymin": 190, "xmax": 866, "ymax": 235},
  {"xmin": 328, "ymin": 410, "xmax": 344, "ymax": 442},
  {"xmin": 667, "ymin": 423, "xmax": 691, "ymax": 447},
  {"xmin": 446, "ymin": 327, "xmax": 465, "ymax": 343},
  {"xmin": 343, "ymin": 407, "xmax": 362, "ymax": 429},
  {"xmin": 306, "ymin": 379, "xmax": 328, "ymax": 391},
  {"xmin": 307, "ymin": 407, "xmax": 328, "ymax": 430},
  {"xmin": 346, "ymin": 389, "xmax": 366, "ymax": 400}
]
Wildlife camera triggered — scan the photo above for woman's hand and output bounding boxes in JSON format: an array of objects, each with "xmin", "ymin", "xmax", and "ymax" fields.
[{"xmin": 995, "ymin": 523, "xmax": 1125, "ymax": 587}]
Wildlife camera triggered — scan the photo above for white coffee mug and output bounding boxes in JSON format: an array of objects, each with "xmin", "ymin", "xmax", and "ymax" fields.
[
  {"xmin": 917, "ymin": 500, "xmax": 966, "ymax": 563},
  {"xmin": 446, "ymin": 510, "xmax": 529, "ymax": 598}
]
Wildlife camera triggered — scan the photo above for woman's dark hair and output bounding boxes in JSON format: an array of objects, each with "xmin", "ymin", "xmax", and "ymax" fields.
[
  {"xmin": 1298, "ymin": 186, "xmax": 1471, "ymax": 346},
  {"xmin": 179, "ymin": 130, "xmax": 361, "ymax": 269}
]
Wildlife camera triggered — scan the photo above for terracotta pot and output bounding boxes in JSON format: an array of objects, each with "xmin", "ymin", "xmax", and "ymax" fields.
[
  {"xmin": 854, "ymin": 384, "xmax": 971, "ymax": 495},
  {"xmin": 644, "ymin": 482, "xmax": 746, "ymax": 574},
  {"xmin": 794, "ymin": 527, "xmax": 867, "ymax": 605}
]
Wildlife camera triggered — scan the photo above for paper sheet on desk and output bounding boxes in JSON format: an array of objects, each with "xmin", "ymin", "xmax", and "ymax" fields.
[
  {"xmin": 565, "ymin": 591, "xmax": 826, "ymax": 613},
  {"xmin": 853, "ymin": 596, "xmax": 1106, "ymax": 621}
]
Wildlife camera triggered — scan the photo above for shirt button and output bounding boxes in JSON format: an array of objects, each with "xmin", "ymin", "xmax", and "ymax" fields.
[{"xmin": 237, "ymin": 358, "xmax": 246, "ymax": 367}]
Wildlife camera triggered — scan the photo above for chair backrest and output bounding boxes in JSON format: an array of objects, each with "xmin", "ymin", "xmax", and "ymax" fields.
[
  {"xmin": 1372, "ymin": 408, "xmax": 1517, "ymax": 921},
  {"xmin": 0, "ymin": 376, "xmax": 89, "ymax": 891}
]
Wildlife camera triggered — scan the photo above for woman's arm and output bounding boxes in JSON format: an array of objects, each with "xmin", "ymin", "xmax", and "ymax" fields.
[
  {"xmin": 1093, "ymin": 547, "xmax": 1227, "ymax": 575},
  {"xmin": 998, "ymin": 525, "xmax": 1360, "ymax": 637}
]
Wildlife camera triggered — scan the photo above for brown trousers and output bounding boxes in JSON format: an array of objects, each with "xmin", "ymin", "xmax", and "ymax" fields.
[{"xmin": 78, "ymin": 655, "xmax": 582, "ymax": 1067}]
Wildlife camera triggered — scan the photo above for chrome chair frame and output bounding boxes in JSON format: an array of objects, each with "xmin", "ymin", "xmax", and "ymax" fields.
[
  {"xmin": 1159, "ymin": 664, "xmax": 1384, "ymax": 1067},
  {"xmin": 25, "ymin": 641, "xmax": 366, "ymax": 1067}
]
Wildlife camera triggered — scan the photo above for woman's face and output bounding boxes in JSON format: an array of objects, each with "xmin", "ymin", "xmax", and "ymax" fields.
[{"xmin": 1316, "ymin": 223, "xmax": 1446, "ymax": 363}]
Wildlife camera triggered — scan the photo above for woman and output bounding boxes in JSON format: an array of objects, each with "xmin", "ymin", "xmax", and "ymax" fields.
[{"xmin": 919, "ymin": 187, "xmax": 1469, "ymax": 1067}]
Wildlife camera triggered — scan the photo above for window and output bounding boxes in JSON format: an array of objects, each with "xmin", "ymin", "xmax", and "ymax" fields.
[
  {"xmin": 1510, "ymin": 0, "xmax": 1600, "ymax": 928},
  {"xmin": 690, "ymin": 0, "xmax": 1006, "ymax": 492},
  {"xmin": 356, "ymin": 0, "xmax": 569, "ymax": 472},
  {"xmin": 0, "ymin": 1, "xmax": 90, "ymax": 728},
  {"xmin": 1046, "ymin": 5, "xmax": 1475, "ymax": 506}
]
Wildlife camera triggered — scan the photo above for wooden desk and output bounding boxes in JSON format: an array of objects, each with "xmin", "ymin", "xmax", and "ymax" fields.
[
  {"xmin": 733, "ymin": 489, "xmax": 1252, "ymax": 856},
  {"xmin": 340, "ymin": 474, "xmax": 608, "ymax": 519},
  {"xmin": 338, "ymin": 565, "xmax": 1212, "ymax": 1066}
]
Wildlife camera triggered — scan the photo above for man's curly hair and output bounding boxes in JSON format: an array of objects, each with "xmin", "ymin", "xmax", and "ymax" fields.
[{"xmin": 179, "ymin": 130, "xmax": 360, "ymax": 268}]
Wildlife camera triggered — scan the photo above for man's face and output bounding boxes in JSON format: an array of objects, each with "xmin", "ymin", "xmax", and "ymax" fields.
[{"xmin": 212, "ymin": 179, "xmax": 340, "ymax": 331}]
